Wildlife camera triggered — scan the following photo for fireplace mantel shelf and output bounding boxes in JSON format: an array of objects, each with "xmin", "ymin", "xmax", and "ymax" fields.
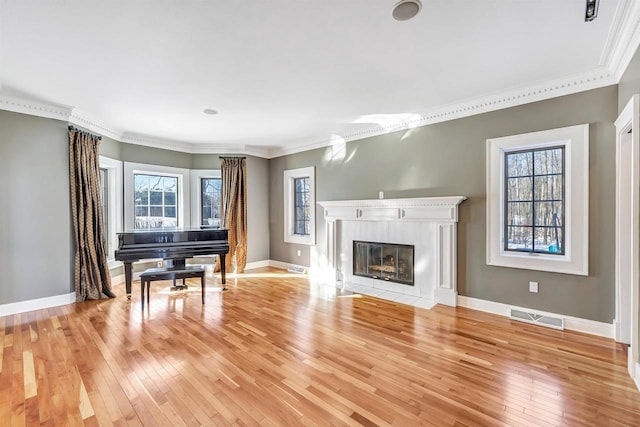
[{"xmin": 318, "ymin": 196, "xmax": 466, "ymax": 222}]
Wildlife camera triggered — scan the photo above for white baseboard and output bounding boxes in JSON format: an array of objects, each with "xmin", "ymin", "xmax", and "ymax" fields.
[
  {"xmin": 0, "ymin": 292, "xmax": 76, "ymax": 317},
  {"xmin": 245, "ymin": 260, "xmax": 271, "ymax": 270},
  {"xmin": 458, "ymin": 296, "xmax": 613, "ymax": 338},
  {"xmin": 268, "ymin": 260, "xmax": 308, "ymax": 273}
]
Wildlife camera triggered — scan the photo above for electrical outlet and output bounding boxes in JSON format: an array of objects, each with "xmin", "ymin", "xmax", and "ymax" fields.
[
  {"xmin": 529, "ymin": 281, "xmax": 539, "ymax": 293},
  {"xmin": 297, "ymin": 250, "xmax": 301, "ymax": 257}
]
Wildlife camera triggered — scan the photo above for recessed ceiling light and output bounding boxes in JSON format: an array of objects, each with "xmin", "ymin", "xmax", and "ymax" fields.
[
  {"xmin": 203, "ymin": 108, "xmax": 218, "ymax": 115},
  {"xmin": 392, "ymin": 0, "xmax": 422, "ymax": 21}
]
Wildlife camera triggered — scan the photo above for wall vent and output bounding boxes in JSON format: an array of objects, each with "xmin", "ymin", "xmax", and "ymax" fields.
[
  {"xmin": 509, "ymin": 308, "xmax": 564, "ymax": 330},
  {"xmin": 287, "ymin": 265, "xmax": 306, "ymax": 274}
]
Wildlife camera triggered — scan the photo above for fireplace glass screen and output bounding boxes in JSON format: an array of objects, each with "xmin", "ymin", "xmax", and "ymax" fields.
[{"xmin": 353, "ymin": 241, "xmax": 414, "ymax": 286}]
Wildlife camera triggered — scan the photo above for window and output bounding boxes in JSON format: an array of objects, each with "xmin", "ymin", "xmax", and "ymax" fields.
[
  {"xmin": 284, "ymin": 167, "xmax": 315, "ymax": 245},
  {"xmin": 190, "ymin": 169, "xmax": 221, "ymax": 227},
  {"xmin": 124, "ymin": 162, "xmax": 190, "ymax": 232},
  {"xmin": 99, "ymin": 167, "xmax": 109, "ymax": 252},
  {"xmin": 133, "ymin": 174, "xmax": 178, "ymax": 229},
  {"xmin": 504, "ymin": 146, "xmax": 564, "ymax": 255},
  {"xmin": 201, "ymin": 177, "xmax": 222, "ymax": 227},
  {"xmin": 99, "ymin": 156, "xmax": 123, "ymax": 266},
  {"xmin": 486, "ymin": 124, "xmax": 588, "ymax": 276},
  {"xmin": 294, "ymin": 177, "xmax": 311, "ymax": 236}
]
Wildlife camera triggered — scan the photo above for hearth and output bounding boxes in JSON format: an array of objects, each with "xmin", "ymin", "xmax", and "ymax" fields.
[{"xmin": 353, "ymin": 241, "xmax": 414, "ymax": 286}]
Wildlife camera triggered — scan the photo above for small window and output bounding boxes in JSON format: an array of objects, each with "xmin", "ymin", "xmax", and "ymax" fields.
[
  {"xmin": 134, "ymin": 173, "xmax": 178, "ymax": 229},
  {"xmin": 201, "ymin": 177, "xmax": 222, "ymax": 227},
  {"xmin": 486, "ymin": 124, "xmax": 588, "ymax": 276},
  {"xmin": 284, "ymin": 167, "xmax": 315, "ymax": 245},
  {"xmin": 504, "ymin": 146, "xmax": 565, "ymax": 255},
  {"xmin": 294, "ymin": 177, "xmax": 310, "ymax": 236},
  {"xmin": 99, "ymin": 167, "xmax": 109, "ymax": 253}
]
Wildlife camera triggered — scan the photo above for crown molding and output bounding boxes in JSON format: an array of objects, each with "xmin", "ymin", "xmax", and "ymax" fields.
[
  {"xmin": 68, "ymin": 109, "xmax": 124, "ymax": 141},
  {"xmin": 0, "ymin": 94, "xmax": 72, "ymax": 121},
  {"xmin": 2, "ymin": 0, "xmax": 640, "ymax": 160},
  {"xmin": 268, "ymin": 66, "xmax": 618, "ymax": 158},
  {"xmin": 0, "ymin": 63, "xmax": 622, "ymax": 160},
  {"xmin": 602, "ymin": 0, "xmax": 640, "ymax": 79}
]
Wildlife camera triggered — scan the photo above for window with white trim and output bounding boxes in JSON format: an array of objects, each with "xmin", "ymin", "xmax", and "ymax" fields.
[
  {"xmin": 486, "ymin": 124, "xmax": 589, "ymax": 275},
  {"xmin": 99, "ymin": 167, "xmax": 109, "ymax": 250},
  {"xmin": 99, "ymin": 156, "xmax": 123, "ymax": 265},
  {"xmin": 284, "ymin": 167, "xmax": 315, "ymax": 245},
  {"xmin": 124, "ymin": 162, "xmax": 190, "ymax": 231},
  {"xmin": 201, "ymin": 178, "xmax": 222, "ymax": 227},
  {"xmin": 190, "ymin": 169, "xmax": 222, "ymax": 228}
]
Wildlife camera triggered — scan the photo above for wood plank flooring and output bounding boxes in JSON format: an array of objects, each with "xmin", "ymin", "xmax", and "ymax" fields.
[{"xmin": 1, "ymin": 267, "xmax": 639, "ymax": 426}]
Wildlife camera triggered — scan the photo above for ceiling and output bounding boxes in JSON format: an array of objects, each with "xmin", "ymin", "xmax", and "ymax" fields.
[{"xmin": 1, "ymin": 1, "xmax": 639, "ymax": 158}]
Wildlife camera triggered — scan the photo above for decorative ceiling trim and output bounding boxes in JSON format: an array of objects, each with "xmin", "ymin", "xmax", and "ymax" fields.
[
  {"xmin": 68, "ymin": 109, "xmax": 123, "ymax": 141},
  {"xmin": 0, "ymin": 95, "xmax": 72, "ymax": 121},
  {"xmin": 602, "ymin": 0, "xmax": 640, "ymax": 79},
  {"xmin": 267, "ymin": 66, "xmax": 618, "ymax": 158},
  {"xmin": 2, "ymin": 0, "xmax": 640, "ymax": 160}
]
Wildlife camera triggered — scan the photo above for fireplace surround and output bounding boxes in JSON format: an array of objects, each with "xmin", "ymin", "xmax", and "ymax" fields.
[{"xmin": 315, "ymin": 196, "xmax": 466, "ymax": 308}]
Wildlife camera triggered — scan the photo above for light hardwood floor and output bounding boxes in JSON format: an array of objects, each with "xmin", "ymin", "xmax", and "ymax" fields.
[{"xmin": 1, "ymin": 267, "xmax": 639, "ymax": 426}]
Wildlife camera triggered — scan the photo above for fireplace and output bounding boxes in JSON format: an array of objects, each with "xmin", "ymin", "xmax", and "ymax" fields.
[
  {"xmin": 316, "ymin": 196, "xmax": 466, "ymax": 307},
  {"xmin": 353, "ymin": 241, "xmax": 414, "ymax": 285}
]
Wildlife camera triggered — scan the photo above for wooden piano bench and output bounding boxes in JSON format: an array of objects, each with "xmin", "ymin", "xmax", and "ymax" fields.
[{"xmin": 139, "ymin": 266, "xmax": 206, "ymax": 309}]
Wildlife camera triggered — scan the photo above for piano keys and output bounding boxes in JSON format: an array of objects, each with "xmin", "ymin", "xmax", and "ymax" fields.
[{"xmin": 114, "ymin": 228, "xmax": 229, "ymax": 298}]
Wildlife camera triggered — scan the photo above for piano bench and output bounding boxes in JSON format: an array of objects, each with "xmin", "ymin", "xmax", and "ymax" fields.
[{"xmin": 139, "ymin": 267, "xmax": 206, "ymax": 309}]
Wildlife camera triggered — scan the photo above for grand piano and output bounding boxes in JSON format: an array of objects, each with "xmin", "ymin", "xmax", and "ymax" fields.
[{"xmin": 114, "ymin": 228, "xmax": 229, "ymax": 298}]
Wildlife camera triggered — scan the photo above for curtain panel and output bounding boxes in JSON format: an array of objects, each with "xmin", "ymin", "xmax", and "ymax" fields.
[
  {"xmin": 69, "ymin": 127, "xmax": 114, "ymax": 300},
  {"xmin": 215, "ymin": 157, "xmax": 248, "ymax": 274}
]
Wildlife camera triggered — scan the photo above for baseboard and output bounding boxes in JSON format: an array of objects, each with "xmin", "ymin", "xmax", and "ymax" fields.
[
  {"xmin": 0, "ymin": 292, "xmax": 76, "ymax": 317},
  {"xmin": 268, "ymin": 260, "xmax": 308, "ymax": 273},
  {"xmin": 245, "ymin": 260, "xmax": 271, "ymax": 270},
  {"xmin": 457, "ymin": 296, "xmax": 613, "ymax": 338}
]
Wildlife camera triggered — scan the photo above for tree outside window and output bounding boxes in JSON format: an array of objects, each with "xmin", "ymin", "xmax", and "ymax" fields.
[
  {"xmin": 504, "ymin": 146, "xmax": 564, "ymax": 254},
  {"xmin": 134, "ymin": 173, "xmax": 178, "ymax": 229},
  {"xmin": 201, "ymin": 177, "xmax": 222, "ymax": 227},
  {"xmin": 294, "ymin": 177, "xmax": 310, "ymax": 236}
]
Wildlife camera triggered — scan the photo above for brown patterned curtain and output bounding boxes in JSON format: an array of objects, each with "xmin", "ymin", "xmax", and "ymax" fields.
[
  {"xmin": 69, "ymin": 126, "xmax": 114, "ymax": 301},
  {"xmin": 215, "ymin": 157, "xmax": 248, "ymax": 274}
]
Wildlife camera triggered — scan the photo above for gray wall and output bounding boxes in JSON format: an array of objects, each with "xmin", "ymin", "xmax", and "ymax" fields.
[
  {"xmin": 192, "ymin": 154, "xmax": 270, "ymax": 263},
  {"xmin": 0, "ymin": 110, "xmax": 73, "ymax": 304},
  {"xmin": 0, "ymin": 113, "xmax": 270, "ymax": 306},
  {"xmin": 269, "ymin": 86, "xmax": 618, "ymax": 322},
  {"xmin": 97, "ymin": 143, "xmax": 271, "ymax": 264}
]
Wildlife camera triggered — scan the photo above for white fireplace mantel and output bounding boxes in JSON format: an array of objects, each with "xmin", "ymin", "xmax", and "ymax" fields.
[
  {"xmin": 318, "ymin": 196, "xmax": 466, "ymax": 222},
  {"xmin": 316, "ymin": 196, "xmax": 466, "ymax": 308}
]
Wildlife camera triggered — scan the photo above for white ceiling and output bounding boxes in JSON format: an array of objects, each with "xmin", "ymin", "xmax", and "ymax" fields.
[{"xmin": 1, "ymin": 1, "xmax": 639, "ymax": 158}]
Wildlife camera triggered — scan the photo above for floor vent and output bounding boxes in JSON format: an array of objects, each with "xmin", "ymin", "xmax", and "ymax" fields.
[
  {"xmin": 509, "ymin": 308, "xmax": 564, "ymax": 330},
  {"xmin": 287, "ymin": 265, "xmax": 306, "ymax": 274}
]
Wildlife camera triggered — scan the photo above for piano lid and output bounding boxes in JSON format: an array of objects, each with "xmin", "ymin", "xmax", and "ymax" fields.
[
  {"xmin": 118, "ymin": 226, "xmax": 226, "ymax": 234},
  {"xmin": 117, "ymin": 227, "xmax": 228, "ymax": 245}
]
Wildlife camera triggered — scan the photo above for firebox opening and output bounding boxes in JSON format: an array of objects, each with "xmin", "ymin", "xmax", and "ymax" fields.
[{"xmin": 353, "ymin": 240, "xmax": 414, "ymax": 286}]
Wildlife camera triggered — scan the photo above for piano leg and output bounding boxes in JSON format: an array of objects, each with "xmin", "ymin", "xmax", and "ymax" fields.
[
  {"xmin": 220, "ymin": 254, "xmax": 226, "ymax": 290},
  {"xmin": 124, "ymin": 261, "xmax": 133, "ymax": 299}
]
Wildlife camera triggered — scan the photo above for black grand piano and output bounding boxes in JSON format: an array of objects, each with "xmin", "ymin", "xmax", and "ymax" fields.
[{"xmin": 114, "ymin": 228, "xmax": 229, "ymax": 298}]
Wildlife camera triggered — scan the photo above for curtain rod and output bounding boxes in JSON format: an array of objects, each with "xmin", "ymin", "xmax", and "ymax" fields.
[
  {"xmin": 68, "ymin": 125, "xmax": 101, "ymax": 140},
  {"xmin": 219, "ymin": 156, "xmax": 246, "ymax": 159}
]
